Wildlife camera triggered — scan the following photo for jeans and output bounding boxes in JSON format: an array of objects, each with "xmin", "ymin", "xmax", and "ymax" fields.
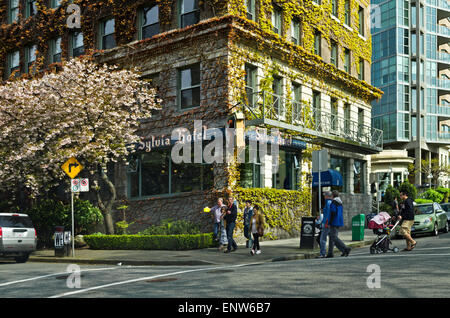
[
  {"xmin": 244, "ymin": 224, "xmax": 253, "ymax": 247},
  {"xmin": 328, "ymin": 226, "xmax": 349, "ymax": 255},
  {"xmin": 226, "ymin": 222, "xmax": 238, "ymax": 251},
  {"xmin": 319, "ymin": 227, "xmax": 330, "ymax": 256},
  {"xmin": 213, "ymin": 222, "xmax": 220, "ymax": 239},
  {"xmin": 252, "ymin": 232, "xmax": 260, "ymax": 251}
]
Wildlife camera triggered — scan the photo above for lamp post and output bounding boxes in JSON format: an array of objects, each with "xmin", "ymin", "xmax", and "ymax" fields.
[
  {"xmin": 404, "ymin": 170, "xmax": 409, "ymax": 184},
  {"xmin": 428, "ymin": 173, "xmax": 433, "ymax": 189}
]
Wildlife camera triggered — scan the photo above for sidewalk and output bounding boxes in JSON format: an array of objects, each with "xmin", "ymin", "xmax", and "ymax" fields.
[{"xmin": 29, "ymin": 229, "xmax": 375, "ymax": 266}]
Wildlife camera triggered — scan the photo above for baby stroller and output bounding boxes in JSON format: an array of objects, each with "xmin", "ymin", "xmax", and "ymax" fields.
[{"xmin": 368, "ymin": 212, "xmax": 400, "ymax": 254}]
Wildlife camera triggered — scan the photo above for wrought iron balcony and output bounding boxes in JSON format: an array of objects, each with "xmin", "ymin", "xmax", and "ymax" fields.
[{"xmin": 243, "ymin": 90, "xmax": 383, "ymax": 154}]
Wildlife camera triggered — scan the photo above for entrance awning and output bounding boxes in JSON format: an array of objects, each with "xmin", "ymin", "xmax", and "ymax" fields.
[{"xmin": 312, "ymin": 169, "xmax": 343, "ymax": 187}]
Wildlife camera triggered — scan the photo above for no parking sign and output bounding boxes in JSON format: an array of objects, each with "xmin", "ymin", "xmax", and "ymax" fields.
[{"xmin": 71, "ymin": 178, "xmax": 89, "ymax": 192}]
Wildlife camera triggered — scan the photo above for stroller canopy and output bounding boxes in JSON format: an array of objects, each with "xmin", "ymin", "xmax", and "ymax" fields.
[{"xmin": 371, "ymin": 212, "xmax": 391, "ymax": 225}]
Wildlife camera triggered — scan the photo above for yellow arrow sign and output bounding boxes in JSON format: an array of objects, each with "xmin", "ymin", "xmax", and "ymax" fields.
[{"xmin": 61, "ymin": 157, "xmax": 83, "ymax": 179}]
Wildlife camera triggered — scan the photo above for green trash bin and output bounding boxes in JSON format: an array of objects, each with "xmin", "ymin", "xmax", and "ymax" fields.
[{"xmin": 352, "ymin": 214, "xmax": 365, "ymax": 241}]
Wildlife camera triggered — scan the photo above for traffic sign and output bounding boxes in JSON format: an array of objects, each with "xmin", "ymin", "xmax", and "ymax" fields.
[
  {"xmin": 71, "ymin": 179, "xmax": 81, "ymax": 193},
  {"xmin": 61, "ymin": 157, "xmax": 83, "ymax": 179},
  {"xmin": 80, "ymin": 178, "xmax": 89, "ymax": 192}
]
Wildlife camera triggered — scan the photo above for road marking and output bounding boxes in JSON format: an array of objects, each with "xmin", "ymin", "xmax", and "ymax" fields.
[
  {"xmin": 49, "ymin": 262, "xmax": 265, "ymax": 298},
  {"xmin": 0, "ymin": 266, "xmax": 119, "ymax": 287}
]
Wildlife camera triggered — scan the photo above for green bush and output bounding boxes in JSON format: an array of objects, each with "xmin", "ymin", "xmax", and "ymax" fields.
[
  {"xmin": 399, "ymin": 181, "xmax": 417, "ymax": 201},
  {"xmin": 419, "ymin": 189, "xmax": 444, "ymax": 203},
  {"xmin": 415, "ymin": 199, "xmax": 433, "ymax": 204},
  {"xmin": 137, "ymin": 219, "xmax": 201, "ymax": 235},
  {"xmin": 436, "ymin": 187, "xmax": 450, "ymax": 203},
  {"xmin": 384, "ymin": 185, "xmax": 400, "ymax": 207},
  {"xmin": 25, "ymin": 198, "xmax": 103, "ymax": 248},
  {"xmin": 84, "ymin": 233, "xmax": 216, "ymax": 250}
]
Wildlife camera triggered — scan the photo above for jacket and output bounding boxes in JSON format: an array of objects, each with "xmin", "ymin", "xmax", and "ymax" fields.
[
  {"xmin": 329, "ymin": 197, "xmax": 344, "ymax": 227},
  {"xmin": 225, "ymin": 203, "xmax": 238, "ymax": 224},
  {"xmin": 321, "ymin": 199, "xmax": 332, "ymax": 226},
  {"xmin": 243, "ymin": 207, "xmax": 254, "ymax": 226},
  {"xmin": 249, "ymin": 213, "xmax": 266, "ymax": 234}
]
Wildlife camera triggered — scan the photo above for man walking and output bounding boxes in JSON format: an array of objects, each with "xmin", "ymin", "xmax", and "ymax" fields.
[
  {"xmin": 224, "ymin": 196, "xmax": 238, "ymax": 253},
  {"xmin": 398, "ymin": 191, "xmax": 417, "ymax": 251},
  {"xmin": 317, "ymin": 191, "xmax": 332, "ymax": 258},
  {"xmin": 243, "ymin": 200, "xmax": 254, "ymax": 248},
  {"xmin": 211, "ymin": 198, "xmax": 225, "ymax": 241},
  {"xmin": 327, "ymin": 190, "xmax": 351, "ymax": 257}
]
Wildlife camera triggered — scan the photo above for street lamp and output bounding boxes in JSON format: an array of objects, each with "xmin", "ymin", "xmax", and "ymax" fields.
[
  {"xmin": 428, "ymin": 173, "xmax": 433, "ymax": 189},
  {"xmin": 404, "ymin": 170, "xmax": 409, "ymax": 183}
]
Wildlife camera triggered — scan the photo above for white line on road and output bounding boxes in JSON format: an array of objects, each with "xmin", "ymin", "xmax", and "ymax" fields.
[
  {"xmin": 0, "ymin": 266, "xmax": 120, "ymax": 287},
  {"xmin": 49, "ymin": 262, "xmax": 265, "ymax": 298}
]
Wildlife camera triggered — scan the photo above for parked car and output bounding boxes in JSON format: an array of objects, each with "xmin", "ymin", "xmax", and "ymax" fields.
[
  {"xmin": 439, "ymin": 203, "xmax": 450, "ymax": 227},
  {"xmin": 410, "ymin": 203, "xmax": 449, "ymax": 236},
  {"xmin": 0, "ymin": 213, "xmax": 37, "ymax": 263}
]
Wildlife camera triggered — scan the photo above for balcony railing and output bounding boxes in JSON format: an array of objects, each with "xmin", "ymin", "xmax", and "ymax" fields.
[
  {"xmin": 244, "ymin": 90, "xmax": 383, "ymax": 152},
  {"xmin": 428, "ymin": 104, "xmax": 450, "ymax": 116},
  {"xmin": 426, "ymin": 0, "xmax": 450, "ymax": 10},
  {"xmin": 437, "ymin": 25, "xmax": 450, "ymax": 37},
  {"xmin": 429, "ymin": 77, "xmax": 450, "ymax": 90},
  {"xmin": 436, "ymin": 51, "xmax": 450, "ymax": 63}
]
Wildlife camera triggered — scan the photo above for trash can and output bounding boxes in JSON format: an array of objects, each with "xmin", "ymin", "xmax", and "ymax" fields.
[
  {"xmin": 352, "ymin": 214, "xmax": 365, "ymax": 241},
  {"xmin": 54, "ymin": 226, "xmax": 69, "ymax": 257},
  {"xmin": 300, "ymin": 217, "xmax": 317, "ymax": 249}
]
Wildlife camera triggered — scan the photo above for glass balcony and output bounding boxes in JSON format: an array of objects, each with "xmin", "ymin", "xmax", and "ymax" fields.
[
  {"xmin": 428, "ymin": 77, "xmax": 450, "ymax": 89},
  {"xmin": 437, "ymin": 51, "xmax": 450, "ymax": 63},
  {"xmin": 426, "ymin": 0, "xmax": 450, "ymax": 11},
  {"xmin": 244, "ymin": 90, "xmax": 383, "ymax": 152},
  {"xmin": 437, "ymin": 25, "xmax": 450, "ymax": 37},
  {"xmin": 428, "ymin": 104, "xmax": 450, "ymax": 116}
]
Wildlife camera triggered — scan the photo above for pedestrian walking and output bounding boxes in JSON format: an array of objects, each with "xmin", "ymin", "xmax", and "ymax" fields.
[
  {"xmin": 398, "ymin": 191, "xmax": 417, "ymax": 251},
  {"xmin": 211, "ymin": 198, "xmax": 225, "ymax": 241},
  {"xmin": 224, "ymin": 196, "xmax": 238, "ymax": 253},
  {"xmin": 392, "ymin": 196, "xmax": 400, "ymax": 216},
  {"xmin": 317, "ymin": 191, "xmax": 333, "ymax": 258},
  {"xmin": 249, "ymin": 205, "xmax": 265, "ymax": 255},
  {"xmin": 327, "ymin": 190, "xmax": 351, "ymax": 257},
  {"xmin": 243, "ymin": 200, "xmax": 254, "ymax": 248},
  {"xmin": 218, "ymin": 206, "xmax": 228, "ymax": 251}
]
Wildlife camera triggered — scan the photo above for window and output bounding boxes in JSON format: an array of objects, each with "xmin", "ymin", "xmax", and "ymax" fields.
[
  {"xmin": 313, "ymin": 90, "xmax": 321, "ymax": 127},
  {"xmin": 330, "ymin": 156, "xmax": 348, "ymax": 193},
  {"xmin": 240, "ymin": 145, "xmax": 262, "ymax": 188},
  {"xmin": 6, "ymin": 51, "xmax": 20, "ymax": 78},
  {"xmin": 332, "ymin": 0, "xmax": 338, "ymax": 17},
  {"xmin": 99, "ymin": 18, "xmax": 116, "ymax": 50},
  {"xmin": 330, "ymin": 40, "xmax": 338, "ymax": 67},
  {"xmin": 140, "ymin": 5, "xmax": 159, "ymax": 40},
  {"xmin": 314, "ymin": 30, "xmax": 321, "ymax": 56},
  {"xmin": 26, "ymin": 0, "xmax": 37, "ymax": 18},
  {"xmin": 245, "ymin": 64, "xmax": 257, "ymax": 107},
  {"xmin": 272, "ymin": 6, "xmax": 282, "ymax": 35},
  {"xmin": 358, "ymin": 58, "xmax": 364, "ymax": 80},
  {"xmin": 292, "ymin": 82, "xmax": 301, "ymax": 122},
  {"xmin": 245, "ymin": 0, "xmax": 255, "ymax": 21},
  {"xmin": 344, "ymin": 103, "xmax": 350, "ymax": 134},
  {"xmin": 8, "ymin": 0, "xmax": 19, "ymax": 23},
  {"xmin": 331, "ymin": 98, "xmax": 338, "ymax": 131},
  {"xmin": 344, "ymin": 48, "xmax": 350, "ymax": 73},
  {"xmin": 128, "ymin": 148, "xmax": 213, "ymax": 197},
  {"xmin": 51, "ymin": 0, "xmax": 61, "ymax": 8},
  {"xmin": 71, "ymin": 31, "xmax": 84, "ymax": 57},
  {"xmin": 49, "ymin": 37, "xmax": 62, "ymax": 64},
  {"xmin": 358, "ymin": 6, "xmax": 364, "ymax": 35},
  {"xmin": 353, "ymin": 160, "xmax": 365, "ymax": 194},
  {"xmin": 272, "ymin": 75, "xmax": 283, "ymax": 117},
  {"xmin": 179, "ymin": 64, "xmax": 200, "ymax": 109},
  {"xmin": 291, "ymin": 18, "xmax": 300, "ymax": 45},
  {"xmin": 344, "ymin": 0, "xmax": 351, "ymax": 26},
  {"xmin": 180, "ymin": 0, "xmax": 199, "ymax": 28},
  {"xmin": 357, "ymin": 107, "xmax": 364, "ymax": 138},
  {"xmin": 25, "ymin": 44, "xmax": 37, "ymax": 73},
  {"xmin": 273, "ymin": 150, "xmax": 301, "ymax": 190}
]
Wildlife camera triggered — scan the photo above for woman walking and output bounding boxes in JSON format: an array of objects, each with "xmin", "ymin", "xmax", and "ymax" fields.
[
  {"xmin": 218, "ymin": 206, "xmax": 228, "ymax": 251},
  {"xmin": 249, "ymin": 205, "xmax": 266, "ymax": 255}
]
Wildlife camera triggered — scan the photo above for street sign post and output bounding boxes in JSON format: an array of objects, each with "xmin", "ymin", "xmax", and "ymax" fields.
[{"xmin": 61, "ymin": 157, "xmax": 84, "ymax": 258}]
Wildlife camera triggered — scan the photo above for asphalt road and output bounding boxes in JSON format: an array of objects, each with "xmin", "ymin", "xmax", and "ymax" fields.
[{"xmin": 1, "ymin": 232, "xmax": 449, "ymax": 300}]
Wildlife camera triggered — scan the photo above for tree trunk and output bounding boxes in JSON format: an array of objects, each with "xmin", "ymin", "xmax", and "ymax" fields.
[{"xmin": 95, "ymin": 164, "xmax": 117, "ymax": 235}]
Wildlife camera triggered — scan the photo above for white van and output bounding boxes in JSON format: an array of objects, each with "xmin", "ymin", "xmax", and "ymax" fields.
[{"xmin": 0, "ymin": 213, "xmax": 37, "ymax": 263}]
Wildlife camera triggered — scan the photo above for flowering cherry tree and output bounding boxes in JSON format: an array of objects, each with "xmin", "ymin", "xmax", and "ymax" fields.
[{"xmin": 0, "ymin": 58, "xmax": 159, "ymax": 234}]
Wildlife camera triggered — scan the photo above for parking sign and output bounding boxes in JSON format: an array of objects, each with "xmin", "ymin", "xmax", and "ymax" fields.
[
  {"xmin": 80, "ymin": 178, "xmax": 89, "ymax": 192},
  {"xmin": 71, "ymin": 179, "xmax": 81, "ymax": 193}
]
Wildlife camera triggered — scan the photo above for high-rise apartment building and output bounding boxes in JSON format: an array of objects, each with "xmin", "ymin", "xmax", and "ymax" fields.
[{"xmin": 371, "ymin": 0, "xmax": 450, "ymax": 186}]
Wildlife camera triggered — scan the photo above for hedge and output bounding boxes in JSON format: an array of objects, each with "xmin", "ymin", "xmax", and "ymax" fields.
[{"xmin": 84, "ymin": 233, "xmax": 217, "ymax": 250}]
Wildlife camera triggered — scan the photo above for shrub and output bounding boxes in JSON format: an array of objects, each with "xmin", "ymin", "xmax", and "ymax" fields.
[
  {"xmin": 137, "ymin": 219, "xmax": 201, "ymax": 235},
  {"xmin": 25, "ymin": 198, "xmax": 103, "ymax": 248},
  {"xmin": 84, "ymin": 233, "xmax": 216, "ymax": 250},
  {"xmin": 384, "ymin": 185, "xmax": 400, "ymax": 207},
  {"xmin": 415, "ymin": 199, "xmax": 433, "ymax": 204},
  {"xmin": 419, "ymin": 189, "xmax": 444, "ymax": 203},
  {"xmin": 399, "ymin": 181, "xmax": 417, "ymax": 201},
  {"xmin": 436, "ymin": 187, "xmax": 450, "ymax": 203}
]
